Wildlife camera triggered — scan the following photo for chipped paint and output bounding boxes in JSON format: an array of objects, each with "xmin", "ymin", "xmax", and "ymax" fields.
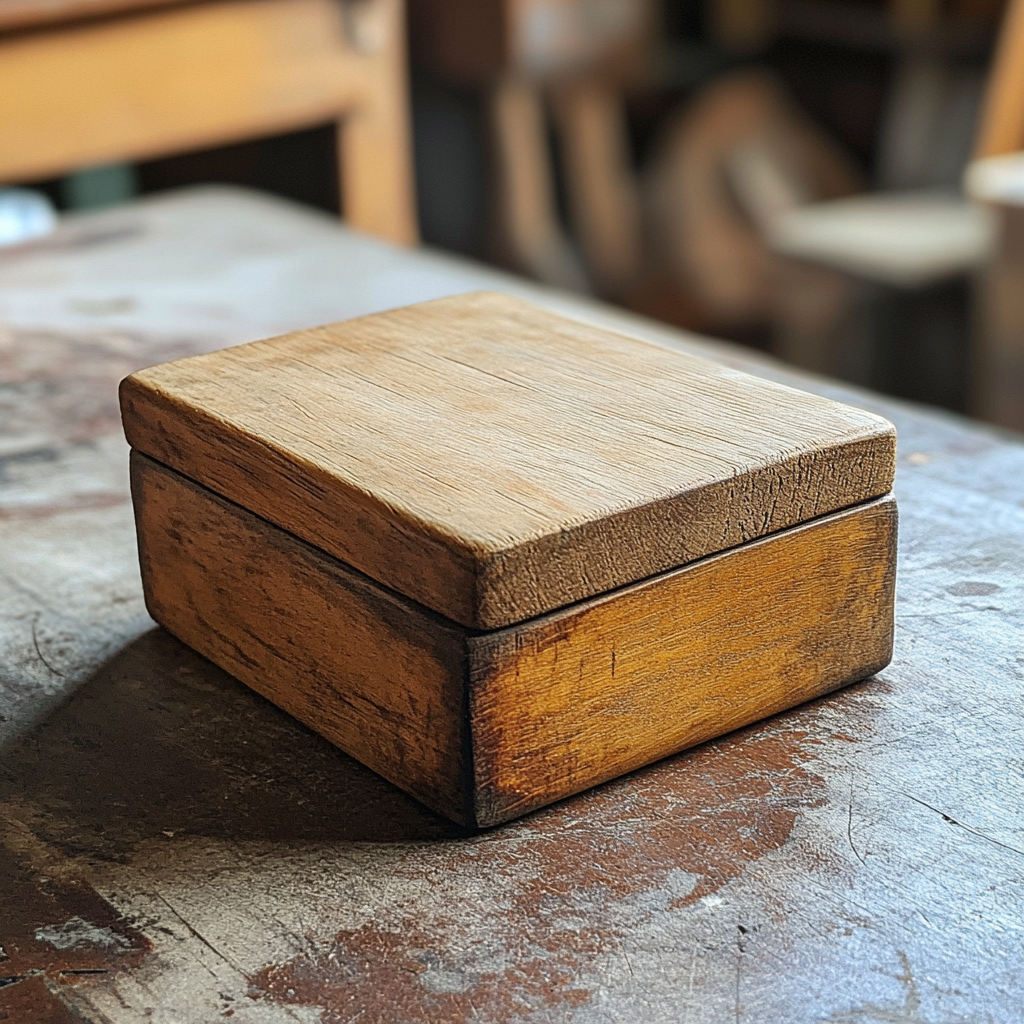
[
  {"xmin": 35, "ymin": 918, "xmax": 133, "ymax": 952},
  {"xmin": 0, "ymin": 842, "xmax": 151, "ymax": 1021}
]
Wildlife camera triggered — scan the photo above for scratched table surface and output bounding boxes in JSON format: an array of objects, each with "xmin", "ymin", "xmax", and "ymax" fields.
[{"xmin": 1, "ymin": 186, "xmax": 1022, "ymax": 1024}]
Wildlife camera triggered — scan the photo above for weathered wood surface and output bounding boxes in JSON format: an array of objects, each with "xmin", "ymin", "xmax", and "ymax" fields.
[
  {"xmin": 470, "ymin": 493, "xmax": 896, "ymax": 825},
  {"xmin": 131, "ymin": 451, "xmax": 474, "ymax": 824},
  {"xmin": 132, "ymin": 452, "xmax": 895, "ymax": 828},
  {"xmin": 2, "ymin": 187, "xmax": 1023, "ymax": 1023},
  {"xmin": 122, "ymin": 292, "xmax": 894, "ymax": 628}
]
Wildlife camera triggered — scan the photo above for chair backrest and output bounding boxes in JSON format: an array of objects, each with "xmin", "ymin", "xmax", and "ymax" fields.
[
  {"xmin": 975, "ymin": 0, "xmax": 1024, "ymax": 157},
  {"xmin": 0, "ymin": 0, "xmax": 417, "ymax": 245},
  {"xmin": 410, "ymin": 0, "xmax": 653, "ymax": 86}
]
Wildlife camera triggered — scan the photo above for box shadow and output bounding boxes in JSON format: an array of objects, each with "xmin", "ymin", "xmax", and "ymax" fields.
[{"xmin": 0, "ymin": 628, "xmax": 470, "ymax": 857}]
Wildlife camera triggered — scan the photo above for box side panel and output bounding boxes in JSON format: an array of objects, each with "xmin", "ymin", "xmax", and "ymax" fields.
[
  {"xmin": 130, "ymin": 452, "xmax": 473, "ymax": 826},
  {"xmin": 469, "ymin": 495, "xmax": 897, "ymax": 827}
]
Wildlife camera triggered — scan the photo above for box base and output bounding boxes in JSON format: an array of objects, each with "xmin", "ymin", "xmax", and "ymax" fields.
[{"xmin": 131, "ymin": 451, "xmax": 896, "ymax": 827}]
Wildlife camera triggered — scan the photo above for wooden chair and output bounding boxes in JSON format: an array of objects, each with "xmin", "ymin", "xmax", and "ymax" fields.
[
  {"xmin": 974, "ymin": 0, "xmax": 1024, "ymax": 158},
  {"xmin": 0, "ymin": 0, "xmax": 417, "ymax": 245},
  {"xmin": 677, "ymin": 0, "xmax": 1005, "ymax": 403},
  {"xmin": 410, "ymin": 0, "xmax": 653, "ymax": 297},
  {"xmin": 965, "ymin": 0, "xmax": 1024, "ymax": 430}
]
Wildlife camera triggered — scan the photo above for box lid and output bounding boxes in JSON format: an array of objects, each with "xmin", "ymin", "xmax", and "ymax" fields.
[{"xmin": 120, "ymin": 292, "xmax": 895, "ymax": 629}]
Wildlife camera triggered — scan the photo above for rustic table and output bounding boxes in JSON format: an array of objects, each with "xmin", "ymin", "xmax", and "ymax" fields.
[{"xmin": 2, "ymin": 186, "xmax": 1022, "ymax": 1024}]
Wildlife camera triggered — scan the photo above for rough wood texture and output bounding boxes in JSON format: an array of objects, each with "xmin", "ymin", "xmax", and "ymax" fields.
[
  {"xmin": 131, "ymin": 451, "xmax": 472, "ymax": 823},
  {"xmin": 0, "ymin": 0, "xmax": 417, "ymax": 246},
  {"xmin": 470, "ymin": 493, "xmax": 896, "ymax": 824},
  {"xmin": 130, "ymin": 451, "xmax": 895, "ymax": 828},
  {"xmin": 121, "ymin": 292, "xmax": 895, "ymax": 628},
  {"xmin": 4, "ymin": 189, "xmax": 1023, "ymax": 1024}
]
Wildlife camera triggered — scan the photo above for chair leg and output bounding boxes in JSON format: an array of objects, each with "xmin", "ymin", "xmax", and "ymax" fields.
[
  {"xmin": 973, "ymin": 203, "xmax": 1024, "ymax": 430},
  {"xmin": 974, "ymin": 0, "xmax": 1024, "ymax": 158},
  {"xmin": 337, "ymin": 0, "xmax": 418, "ymax": 245},
  {"xmin": 551, "ymin": 78, "xmax": 642, "ymax": 298},
  {"xmin": 490, "ymin": 74, "xmax": 589, "ymax": 292}
]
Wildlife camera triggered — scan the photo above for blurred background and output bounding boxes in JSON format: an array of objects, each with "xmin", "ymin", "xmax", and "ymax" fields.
[{"xmin": 3, "ymin": 0, "xmax": 1024, "ymax": 426}]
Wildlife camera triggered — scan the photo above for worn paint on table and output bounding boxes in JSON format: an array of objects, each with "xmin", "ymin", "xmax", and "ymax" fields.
[
  {"xmin": 2, "ymin": 189, "xmax": 1023, "ymax": 1023},
  {"xmin": 0, "ymin": 842, "xmax": 150, "ymax": 1022}
]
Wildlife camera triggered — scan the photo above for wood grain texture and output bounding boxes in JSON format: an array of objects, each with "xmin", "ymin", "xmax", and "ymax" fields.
[
  {"xmin": 130, "ymin": 450, "xmax": 471, "ymax": 823},
  {"xmin": 469, "ymin": 493, "xmax": 897, "ymax": 825},
  {"xmin": 131, "ymin": 451, "xmax": 895, "ymax": 828},
  {"xmin": 0, "ymin": 0, "xmax": 417, "ymax": 245},
  {"xmin": 121, "ymin": 291, "xmax": 896, "ymax": 629}
]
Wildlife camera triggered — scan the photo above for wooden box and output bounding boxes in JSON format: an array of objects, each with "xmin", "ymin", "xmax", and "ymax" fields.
[{"xmin": 120, "ymin": 292, "xmax": 897, "ymax": 827}]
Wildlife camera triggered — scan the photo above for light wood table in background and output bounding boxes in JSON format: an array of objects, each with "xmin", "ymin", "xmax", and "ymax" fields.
[
  {"xmin": 0, "ymin": 0, "xmax": 416, "ymax": 245},
  {"xmin": 1, "ymin": 187, "xmax": 1023, "ymax": 1024}
]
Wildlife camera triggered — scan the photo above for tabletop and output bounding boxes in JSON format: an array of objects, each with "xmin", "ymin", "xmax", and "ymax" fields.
[{"xmin": 1, "ymin": 186, "xmax": 1022, "ymax": 1024}]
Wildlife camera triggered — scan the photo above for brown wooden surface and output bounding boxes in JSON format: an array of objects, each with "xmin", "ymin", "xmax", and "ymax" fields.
[
  {"xmin": 121, "ymin": 292, "xmax": 895, "ymax": 629},
  {"xmin": 131, "ymin": 451, "xmax": 895, "ymax": 828},
  {"xmin": 2, "ymin": 188, "xmax": 1023, "ymax": 1023},
  {"xmin": 131, "ymin": 451, "xmax": 473, "ymax": 824},
  {"xmin": 471, "ymin": 494, "xmax": 896, "ymax": 825},
  {"xmin": 0, "ymin": 0, "xmax": 417, "ymax": 246},
  {"xmin": 974, "ymin": 0, "xmax": 1024, "ymax": 156},
  {"xmin": 335, "ymin": 0, "xmax": 417, "ymax": 247}
]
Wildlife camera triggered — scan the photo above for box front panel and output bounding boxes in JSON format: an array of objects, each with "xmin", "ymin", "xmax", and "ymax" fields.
[{"xmin": 469, "ymin": 496, "xmax": 897, "ymax": 826}]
